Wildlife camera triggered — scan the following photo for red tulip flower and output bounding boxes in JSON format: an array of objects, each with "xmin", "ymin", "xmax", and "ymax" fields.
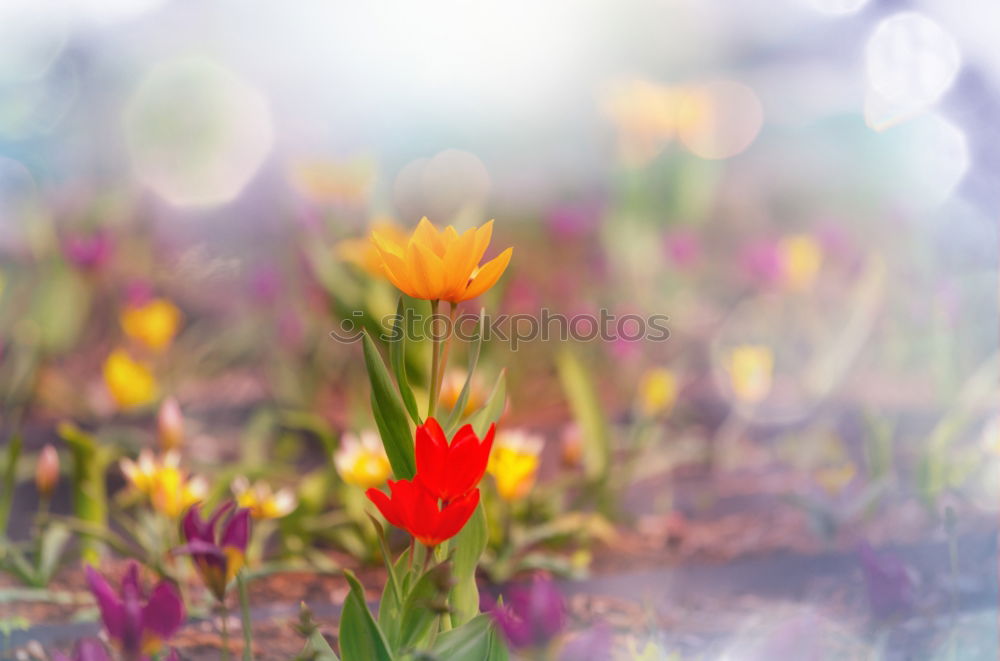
[
  {"xmin": 366, "ymin": 479, "xmax": 479, "ymax": 547},
  {"xmin": 415, "ymin": 418, "xmax": 495, "ymax": 503}
]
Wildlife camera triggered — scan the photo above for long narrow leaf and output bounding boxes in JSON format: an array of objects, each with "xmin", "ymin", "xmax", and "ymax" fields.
[
  {"xmin": 556, "ymin": 349, "xmax": 611, "ymax": 483},
  {"xmin": 449, "ymin": 502, "xmax": 488, "ymax": 627},
  {"xmin": 362, "ymin": 332, "xmax": 416, "ymax": 480},
  {"xmin": 389, "ymin": 298, "xmax": 422, "ymax": 425},
  {"xmin": 339, "ymin": 570, "xmax": 394, "ymax": 661},
  {"xmin": 470, "ymin": 370, "xmax": 506, "ymax": 438},
  {"xmin": 443, "ymin": 309, "xmax": 485, "ymax": 435},
  {"xmin": 0, "ymin": 434, "xmax": 22, "ymax": 534},
  {"xmin": 430, "ymin": 614, "xmax": 509, "ymax": 661}
]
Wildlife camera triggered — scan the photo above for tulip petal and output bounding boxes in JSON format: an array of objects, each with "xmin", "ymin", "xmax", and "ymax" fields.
[
  {"xmin": 433, "ymin": 488, "xmax": 480, "ymax": 544},
  {"xmin": 408, "ymin": 241, "xmax": 446, "ymax": 300},
  {"xmin": 221, "ymin": 508, "xmax": 251, "ymax": 552},
  {"xmin": 86, "ymin": 566, "xmax": 125, "ymax": 641},
  {"xmin": 414, "ymin": 217, "xmax": 446, "ymax": 256},
  {"xmin": 366, "ymin": 486, "xmax": 404, "ymax": 528},
  {"xmin": 469, "ymin": 220, "xmax": 494, "ymax": 270},
  {"xmin": 143, "ymin": 581, "xmax": 185, "ymax": 639},
  {"xmin": 458, "ymin": 247, "xmax": 512, "ymax": 302},
  {"xmin": 376, "ymin": 246, "xmax": 419, "ymax": 299}
]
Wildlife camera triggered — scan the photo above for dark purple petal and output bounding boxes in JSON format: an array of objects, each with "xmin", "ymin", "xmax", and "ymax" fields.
[
  {"xmin": 143, "ymin": 580, "xmax": 185, "ymax": 639},
  {"xmin": 220, "ymin": 508, "xmax": 251, "ymax": 552},
  {"xmin": 73, "ymin": 638, "xmax": 113, "ymax": 661},
  {"xmin": 527, "ymin": 574, "xmax": 566, "ymax": 641},
  {"xmin": 207, "ymin": 501, "xmax": 237, "ymax": 533},
  {"xmin": 120, "ymin": 564, "xmax": 145, "ymax": 655},
  {"xmin": 181, "ymin": 504, "xmax": 209, "ymax": 544},
  {"xmin": 85, "ymin": 566, "xmax": 125, "ymax": 641},
  {"xmin": 489, "ymin": 603, "xmax": 533, "ymax": 650}
]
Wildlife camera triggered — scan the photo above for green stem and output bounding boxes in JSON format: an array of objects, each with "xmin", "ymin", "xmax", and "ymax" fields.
[
  {"xmin": 427, "ymin": 299, "xmax": 442, "ymax": 418},
  {"xmin": 219, "ymin": 602, "xmax": 232, "ymax": 661},
  {"xmin": 238, "ymin": 570, "xmax": 254, "ymax": 660}
]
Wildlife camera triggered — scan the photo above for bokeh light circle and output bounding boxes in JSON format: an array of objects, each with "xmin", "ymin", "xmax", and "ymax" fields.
[
  {"xmin": 392, "ymin": 149, "xmax": 490, "ymax": 221},
  {"xmin": 866, "ymin": 13, "xmax": 960, "ymax": 113},
  {"xmin": 677, "ymin": 80, "xmax": 763, "ymax": 160},
  {"xmin": 124, "ymin": 57, "xmax": 274, "ymax": 209}
]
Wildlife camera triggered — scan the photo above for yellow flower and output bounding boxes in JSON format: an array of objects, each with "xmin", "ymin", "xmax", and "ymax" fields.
[
  {"xmin": 232, "ymin": 476, "xmax": 297, "ymax": 519},
  {"xmin": 488, "ymin": 430, "xmax": 543, "ymax": 502},
  {"xmin": 333, "ymin": 431, "xmax": 392, "ymax": 489},
  {"xmin": 727, "ymin": 345, "xmax": 774, "ymax": 405},
  {"xmin": 103, "ymin": 349, "xmax": 158, "ymax": 410},
  {"xmin": 120, "ymin": 450, "xmax": 206, "ymax": 518},
  {"xmin": 778, "ymin": 234, "xmax": 823, "ymax": 291},
  {"xmin": 337, "ymin": 220, "xmax": 409, "ymax": 277},
  {"xmin": 439, "ymin": 369, "xmax": 486, "ymax": 418},
  {"xmin": 371, "ymin": 217, "xmax": 513, "ymax": 303},
  {"xmin": 637, "ymin": 368, "xmax": 679, "ymax": 417},
  {"xmin": 120, "ymin": 298, "xmax": 182, "ymax": 352}
]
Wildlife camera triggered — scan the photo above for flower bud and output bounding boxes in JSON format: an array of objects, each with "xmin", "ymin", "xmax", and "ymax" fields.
[
  {"xmin": 157, "ymin": 397, "xmax": 184, "ymax": 451},
  {"xmin": 35, "ymin": 444, "xmax": 60, "ymax": 497}
]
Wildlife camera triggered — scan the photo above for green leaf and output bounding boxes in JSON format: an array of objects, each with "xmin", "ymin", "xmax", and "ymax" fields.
[
  {"xmin": 362, "ymin": 332, "xmax": 416, "ymax": 480},
  {"xmin": 60, "ymin": 423, "xmax": 109, "ymax": 563},
  {"xmin": 556, "ymin": 349, "xmax": 611, "ymax": 483},
  {"xmin": 369, "ymin": 516, "xmax": 403, "ymax": 644},
  {"xmin": 396, "ymin": 560, "xmax": 452, "ymax": 652},
  {"xmin": 442, "ymin": 309, "xmax": 485, "ymax": 435},
  {"xmin": 470, "ymin": 370, "xmax": 506, "ymax": 438},
  {"xmin": 430, "ymin": 614, "xmax": 508, "ymax": 661},
  {"xmin": 339, "ymin": 570, "xmax": 394, "ymax": 661},
  {"xmin": 449, "ymin": 503, "xmax": 487, "ymax": 627},
  {"xmin": 389, "ymin": 298, "xmax": 422, "ymax": 425},
  {"xmin": 0, "ymin": 434, "xmax": 22, "ymax": 534},
  {"xmin": 36, "ymin": 524, "xmax": 71, "ymax": 585},
  {"xmin": 296, "ymin": 602, "xmax": 340, "ymax": 661}
]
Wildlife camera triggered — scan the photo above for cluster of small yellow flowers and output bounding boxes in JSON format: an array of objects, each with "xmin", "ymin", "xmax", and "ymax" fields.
[
  {"xmin": 488, "ymin": 429, "xmax": 544, "ymax": 502},
  {"xmin": 231, "ymin": 476, "xmax": 297, "ymax": 520},
  {"xmin": 120, "ymin": 450, "xmax": 207, "ymax": 519},
  {"xmin": 333, "ymin": 431, "xmax": 392, "ymax": 489}
]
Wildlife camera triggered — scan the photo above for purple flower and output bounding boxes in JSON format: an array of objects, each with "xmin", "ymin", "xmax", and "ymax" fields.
[
  {"xmin": 248, "ymin": 266, "xmax": 282, "ymax": 304},
  {"xmin": 490, "ymin": 573, "xmax": 566, "ymax": 650},
  {"xmin": 51, "ymin": 639, "xmax": 113, "ymax": 661},
  {"xmin": 558, "ymin": 621, "xmax": 613, "ymax": 661},
  {"xmin": 85, "ymin": 562, "xmax": 185, "ymax": 661},
  {"xmin": 663, "ymin": 229, "xmax": 700, "ymax": 268},
  {"xmin": 858, "ymin": 542, "xmax": 915, "ymax": 620},
  {"xmin": 545, "ymin": 201, "xmax": 603, "ymax": 239},
  {"xmin": 63, "ymin": 231, "xmax": 113, "ymax": 270},
  {"xmin": 176, "ymin": 501, "xmax": 251, "ymax": 602}
]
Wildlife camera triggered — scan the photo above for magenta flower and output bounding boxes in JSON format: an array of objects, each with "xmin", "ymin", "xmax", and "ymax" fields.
[
  {"xmin": 63, "ymin": 231, "xmax": 114, "ymax": 270},
  {"xmin": 490, "ymin": 573, "xmax": 566, "ymax": 650},
  {"xmin": 740, "ymin": 239, "xmax": 784, "ymax": 287},
  {"xmin": 176, "ymin": 501, "xmax": 251, "ymax": 602},
  {"xmin": 85, "ymin": 562, "xmax": 185, "ymax": 661}
]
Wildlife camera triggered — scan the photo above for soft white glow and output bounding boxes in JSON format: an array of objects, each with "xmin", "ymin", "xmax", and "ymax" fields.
[
  {"xmin": 805, "ymin": 0, "xmax": 870, "ymax": 16},
  {"xmin": 392, "ymin": 149, "xmax": 491, "ymax": 222},
  {"xmin": 866, "ymin": 13, "xmax": 960, "ymax": 116},
  {"xmin": 124, "ymin": 57, "xmax": 274, "ymax": 209}
]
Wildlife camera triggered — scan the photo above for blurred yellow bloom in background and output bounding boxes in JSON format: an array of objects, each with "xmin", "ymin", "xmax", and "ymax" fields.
[
  {"xmin": 371, "ymin": 217, "xmax": 513, "ymax": 303},
  {"xmin": 488, "ymin": 429, "xmax": 543, "ymax": 502},
  {"xmin": 336, "ymin": 220, "xmax": 409, "ymax": 277},
  {"xmin": 637, "ymin": 367, "xmax": 679, "ymax": 417},
  {"xmin": 120, "ymin": 298, "xmax": 182, "ymax": 351},
  {"xmin": 103, "ymin": 349, "xmax": 158, "ymax": 410},
  {"xmin": 779, "ymin": 234, "xmax": 823, "ymax": 291},
  {"xmin": 439, "ymin": 369, "xmax": 486, "ymax": 418},
  {"xmin": 727, "ymin": 345, "xmax": 774, "ymax": 404},
  {"xmin": 232, "ymin": 476, "xmax": 297, "ymax": 519},
  {"xmin": 120, "ymin": 450, "xmax": 206, "ymax": 518},
  {"xmin": 334, "ymin": 431, "xmax": 391, "ymax": 489}
]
